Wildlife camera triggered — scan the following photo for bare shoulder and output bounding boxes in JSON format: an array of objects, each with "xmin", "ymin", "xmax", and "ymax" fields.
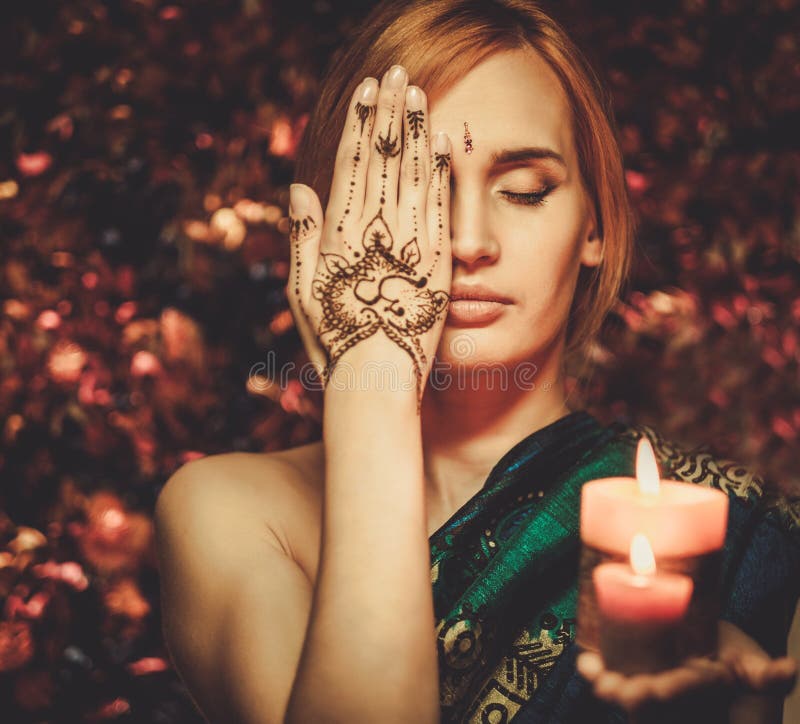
[
  {"xmin": 153, "ymin": 443, "xmax": 325, "ymax": 723},
  {"xmin": 155, "ymin": 441, "xmax": 324, "ymax": 581}
]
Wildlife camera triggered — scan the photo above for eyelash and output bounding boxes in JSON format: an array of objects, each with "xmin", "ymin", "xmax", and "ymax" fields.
[
  {"xmin": 501, "ymin": 185, "xmax": 555, "ymax": 207},
  {"xmin": 448, "ymin": 178, "xmax": 556, "ymax": 207}
]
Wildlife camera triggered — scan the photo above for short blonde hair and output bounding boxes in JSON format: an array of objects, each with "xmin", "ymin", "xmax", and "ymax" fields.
[{"xmin": 295, "ymin": 0, "xmax": 634, "ymax": 355}]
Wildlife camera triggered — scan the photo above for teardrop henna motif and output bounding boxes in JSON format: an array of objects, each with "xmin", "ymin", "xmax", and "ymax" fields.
[{"xmin": 354, "ymin": 102, "xmax": 375, "ymax": 136}]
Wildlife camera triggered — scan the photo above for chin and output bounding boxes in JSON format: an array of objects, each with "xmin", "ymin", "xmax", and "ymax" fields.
[
  {"xmin": 434, "ymin": 323, "xmax": 563, "ymax": 378},
  {"xmin": 435, "ymin": 327, "xmax": 522, "ymax": 369},
  {"xmin": 430, "ymin": 334, "xmax": 541, "ymax": 395}
]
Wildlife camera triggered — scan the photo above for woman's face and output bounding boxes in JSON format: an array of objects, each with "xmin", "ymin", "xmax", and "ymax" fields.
[{"xmin": 428, "ymin": 48, "xmax": 602, "ymax": 374}]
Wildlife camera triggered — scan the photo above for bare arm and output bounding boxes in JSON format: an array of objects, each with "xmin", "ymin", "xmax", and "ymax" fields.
[
  {"xmin": 156, "ymin": 392, "xmax": 442, "ymax": 724},
  {"xmin": 284, "ymin": 66, "xmax": 452, "ymax": 721},
  {"xmin": 155, "ymin": 454, "xmax": 315, "ymax": 724},
  {"xmin": 286, "ymin": 382, "xmax": 438, "ymax": 722},
  {"xmin": 157, "ymin": 64, "xmax": 451, "ymax": 723}
]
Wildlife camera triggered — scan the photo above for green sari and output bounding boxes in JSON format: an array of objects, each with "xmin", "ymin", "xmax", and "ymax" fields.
[{"xmin": 429, "ymin": 411, "xmax": 800, "ymax": 723}]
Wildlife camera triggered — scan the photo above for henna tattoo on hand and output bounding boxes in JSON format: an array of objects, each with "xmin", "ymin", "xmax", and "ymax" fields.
[
  {"xmin": 434, "ymin": 151, "xmax": 451, "ymax": 180},
  {"xmin": 289, "ymin": 214, "xmax": 316, "ymax": 244},
  {"xmin": 338, "ymin": 95, "xmax": 379, "ymax": 246},
  {"xmin": 311, "ymin": 209, "xmax": 449, "ymax": 409},
  {"xmin": 374, "ymin": 120, "xmax": 401, "ymax": 207},
  {"xmin": 406, "ymin": 109, "xmax": 424, "ymax": 140},
  {"xmin": 404, "ymin": 109, "xmax": 427, "ymax": 188},
  {"xmin": 336, "ymin": 140, "xmax": 361, "ymax": 250},
  {"xmin": 375, "ymin": 122, "xmax": 401, "ymax": 160},
  {"xmin": 354, "ymin": 101, "xmax": 375, "ymax": 136},
  {"xmin": 290, "ymin": 215, "xmax": 317, "ymax": 301},
  {"xmin": 420, "ymin": 151, "xmax": 451, "ymax": 280}
]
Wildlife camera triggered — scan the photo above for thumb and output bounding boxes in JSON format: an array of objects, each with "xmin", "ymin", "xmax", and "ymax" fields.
[
  {"xmin": 287, "ymin": 183, "xmax": 328, "ymax": 383},
  {"xmin": 288, "ymin": 183, "xmax": 323, "ymax": 308}
]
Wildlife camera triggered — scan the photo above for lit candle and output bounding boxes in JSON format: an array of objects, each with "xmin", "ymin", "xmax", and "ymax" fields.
[
  {"xmin": 593, "ymin": 534, "xmax": 694, "ymax": 674},
  {"xmin": 581, "ymin": 438, "xmax": 729, "ymax": 558},
  {"xmin": 577, "ymin": 437, "xmax": 730, "ymax": 658}
]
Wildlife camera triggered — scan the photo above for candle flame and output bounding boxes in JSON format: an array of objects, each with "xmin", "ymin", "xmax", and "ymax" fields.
[
  {"xmin": 630, "ymin": 533, "xmax": 657, "ymax": 576},
  {"xmin": 636, "ymin": 437, "xmax": 661, "ymax": 495}
]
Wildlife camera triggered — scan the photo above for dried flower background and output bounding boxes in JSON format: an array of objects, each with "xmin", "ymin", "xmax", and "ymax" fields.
[{"xmin": 0, "ymin": 0, "xmax": 798, "ymax": 721}]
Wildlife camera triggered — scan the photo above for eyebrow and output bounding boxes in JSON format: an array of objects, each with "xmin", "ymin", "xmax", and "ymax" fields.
[{"xmin": 489, "ymin": 147, "xmax": 566, "ymax": 168}]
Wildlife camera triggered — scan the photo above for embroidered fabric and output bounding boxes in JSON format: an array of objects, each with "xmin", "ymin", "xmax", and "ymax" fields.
[{"xmin": 429, "ymin": 411, "xmax": 800, "ymax": 723}]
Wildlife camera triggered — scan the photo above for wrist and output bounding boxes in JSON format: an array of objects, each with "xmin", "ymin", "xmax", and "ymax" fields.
[
  {"xmin": 323, "ymin": 384, "xmax": 423, "ymax": 448},
  {"xmin": 324, "ymin": 352, "xmax": 422, "ymax": 398},
  {"xmin": 323, "ymin": 379, "xmax": 420, "ymax": 407}
]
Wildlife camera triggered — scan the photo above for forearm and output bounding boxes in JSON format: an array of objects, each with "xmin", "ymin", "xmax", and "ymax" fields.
[{"xmin": 286, "ymin": 384, "xmax": 439, "ymax": 723}]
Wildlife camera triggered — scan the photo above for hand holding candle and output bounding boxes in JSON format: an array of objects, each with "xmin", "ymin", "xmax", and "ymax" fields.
[
  {"xmin": 577, "ymin": 621, "xmax": 799, "ymax": 719},
  {"xmin": 577, "ymin": 437, "xmax": 730, "ymax": 663}
]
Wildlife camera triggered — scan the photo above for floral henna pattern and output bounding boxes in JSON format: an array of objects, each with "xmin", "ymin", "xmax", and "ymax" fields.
[
  {"xmin": 375, "ymin": 122, "xmax": 401, "ymax": 161},
  {"xmin": 404, "ymin": 108, "xmax": 427, "ymax": 188},
  {"xmin": 406, "ymin": 109, "xmax": 425, "ymax": 140},
  {"xmin": 311, "ymin": 209, "xmax": 450, "ymax": 407}
]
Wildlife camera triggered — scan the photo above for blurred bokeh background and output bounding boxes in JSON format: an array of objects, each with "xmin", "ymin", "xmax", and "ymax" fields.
[{"xmin": 1, "ymin": 0, "xmax": 798, "ymax": 721}]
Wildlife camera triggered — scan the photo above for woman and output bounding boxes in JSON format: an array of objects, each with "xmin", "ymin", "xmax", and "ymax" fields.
[{"xmin": 154, "ymin": 1, "xmax": 798, "ymax": 722}]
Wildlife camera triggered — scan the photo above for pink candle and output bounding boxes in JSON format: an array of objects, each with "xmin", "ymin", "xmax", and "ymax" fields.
[
  {"xmin": 593, "ymin": 535, "xmax": 694, "ymax": 624},
  {"xmin": 580, "ymin": 438, "xmax": 729, "ymax": 558},
  {"xmin": 593, "ymin": 534, "xmax": 694, "ymax": 674}
]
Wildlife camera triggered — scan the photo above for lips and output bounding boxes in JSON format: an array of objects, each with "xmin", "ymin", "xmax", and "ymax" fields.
[
  {"xmin": 446, "ymin": 283, "xmax": 512, "ymax": 326},
  {"xmin": 449, "ymin": 283, "xmax": 513, "ymax": 304}
]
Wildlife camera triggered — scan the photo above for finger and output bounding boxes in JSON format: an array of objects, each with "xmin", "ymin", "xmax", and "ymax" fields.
[
  {"xmin": 289, "ymin": 182, "xmax": 324, "ymax": 294},
  {"xmin": 589, "ymin": 671, "xmax": 659, "ymax": 712},
  {"xmin": 287, "ymin": 184, "xmax": 326, "ymax": 378},
  {"xmin": 425, "ymin": 131, "xmax": 451, "ymax": 276},
  {"xmin": 647, "ymin": 658, "xmax": 733, "ymax": 702},
  {"xmin": 761, "ymin": 657, "xmax": 798, "ymax": 695},
  {"xmin": 733, "ymin": 653, "xmax": 798, "ymax": 694},
  {"xmin": 363, "ymin": 64, "xmax": 408, "ymax": 222},
  {"xmin": 728, "ymin": 653, "xmax": 771, "ymax": 689},
  {"xmin": 591, "ymin": 660, "xmax": 734, "ymax": 712},
  {"xmin": 397, "ymin": 85, "xmax": 430, "ymax": 242},
  {"xmin": 593, "ymin": 670, "xmax": 627, "ymax": 702},
  {"xmin": 616, "ymin": 675, "xmax": 658, "ymax": 712},
  {"xmin": 326, "ymin": 78, "xmax": 378, "ymax": 237},
  {"xmin": 576, "ymin": 652, "xmax": 604, "ymax": 682}
]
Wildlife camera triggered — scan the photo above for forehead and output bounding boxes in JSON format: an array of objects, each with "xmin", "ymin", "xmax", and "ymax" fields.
[{"xmin": 428, "ymin": 48, "xmax": 574, "ymax": 166}]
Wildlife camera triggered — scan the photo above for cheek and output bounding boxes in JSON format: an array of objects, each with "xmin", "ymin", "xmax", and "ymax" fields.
[{"xmin": 499, "ymin": 198, "xmax": 587, "ymax": 311}]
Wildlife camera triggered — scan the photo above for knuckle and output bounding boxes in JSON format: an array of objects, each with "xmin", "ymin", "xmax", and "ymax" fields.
[
  {"xmin": 377, "ymin": 92, "xmax": 395, "ymax": 113},
  {"xmin": 400, "ymin": 160, "xmax": 418, "ymax": 184},
  {"xmin": 418, "ymin": 158, "xmax": 431, "ymax": 182},
  {"xmin": 334, "ymin": 145, "xmax": 356, "ymax": 169},
  {"xmin": 431, "ymin": 171, "xmax": 448, "ymax": 191}
]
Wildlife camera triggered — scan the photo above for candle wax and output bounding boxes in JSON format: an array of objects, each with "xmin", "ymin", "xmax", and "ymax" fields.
[
  {"xmin": 581, "ymin": 478, "xmax": 728, "ymax": 558},
  {"xmin": 593, "ymin": 562, "xmax": 693, "ymax": 623}
]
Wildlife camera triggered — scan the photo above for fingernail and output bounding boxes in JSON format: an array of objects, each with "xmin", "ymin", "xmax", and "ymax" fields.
[
  {"xmin": 435, "ymin": 132, "xmax": 450, "ymax": 154},
  {"xmin": 406, "ymin": 85, "xmax": 424, "ymax": 110},
  {"xmin": 359, "ymin": 77, "xmax": 378, "ymax": 103},
  {"xmin": 386, "ymin": 64, "xmax": 407, "ymax": 89},
  {"xmin": 289, "ymin": 184, "xmax": 309, "ymax": 216}
]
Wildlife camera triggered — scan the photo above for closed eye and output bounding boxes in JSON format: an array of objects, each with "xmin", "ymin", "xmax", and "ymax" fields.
[{"xmin": 500, "ymin": 185, "xmax": 555, "ymax": 207}]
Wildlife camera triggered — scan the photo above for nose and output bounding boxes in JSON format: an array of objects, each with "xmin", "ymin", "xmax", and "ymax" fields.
[{"xmin": 449, "ymin": 182, "xmax": 499, "ymax": 268}]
